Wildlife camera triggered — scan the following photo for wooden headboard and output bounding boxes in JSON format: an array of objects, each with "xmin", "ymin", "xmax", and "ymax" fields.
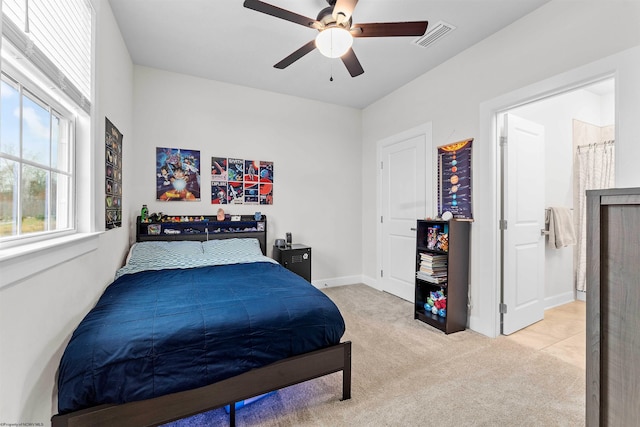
[{"xmin": 136, "ymin": 215, "xmax": 268, "ymax": 255}]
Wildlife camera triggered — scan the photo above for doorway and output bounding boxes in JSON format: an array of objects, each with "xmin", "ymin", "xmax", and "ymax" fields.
[
  {"xmin": 499, "ymin": 78, "xmax": 615, "ymax": 335},
  {"xmin": 377, "ymin": 123, "xmax": 432, "ymax": 302}
]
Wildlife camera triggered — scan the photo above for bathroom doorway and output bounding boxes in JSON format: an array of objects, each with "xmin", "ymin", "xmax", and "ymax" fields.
[{"xmin": 499, "ymin": 77, "xmax": 615, "ymax": 335}]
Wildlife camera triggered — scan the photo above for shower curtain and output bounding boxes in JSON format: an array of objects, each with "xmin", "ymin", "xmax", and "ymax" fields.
[{"xmin": 575, "ymin": 140, "xmax": 615, "ymax": 292}]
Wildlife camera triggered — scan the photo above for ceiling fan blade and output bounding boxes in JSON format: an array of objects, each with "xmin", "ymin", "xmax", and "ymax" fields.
[
  {"xmin": 351, "ymin": 21, "xmax": 428, "ymax": 38},
  {"xmin": 341, "ymin": 48, "xmax": 364, "ymax": 77},
  {"xmin": 274, "ymin": 40, "xmax": 317, "ymax": 69},
  {"xmin": 333, "ymin": 0, "xmax": 359, "ymax": 24},
  {"xmin": 243, "ymin": 0, "xmax": 320, "ymax": 29}
]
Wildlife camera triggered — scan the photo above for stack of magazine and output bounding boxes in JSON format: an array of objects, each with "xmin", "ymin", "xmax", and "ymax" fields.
[{"xmin": 417, "ymin": 252, "xmax": 448, "ymax": 285}]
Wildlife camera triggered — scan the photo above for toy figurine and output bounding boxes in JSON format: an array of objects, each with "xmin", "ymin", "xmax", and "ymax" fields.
[{"xmin": 217, "ymin": 208, "xmax": 225, "ymax": 221}]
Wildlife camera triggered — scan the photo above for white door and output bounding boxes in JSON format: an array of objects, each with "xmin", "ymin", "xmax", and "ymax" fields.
[
  {"xmin": 380, "ymin": 129, "xmax": 429, "ymax": 302},
  {"xmin": 502, "ymin": 113, "xmax": 546, "ymax": 335}
]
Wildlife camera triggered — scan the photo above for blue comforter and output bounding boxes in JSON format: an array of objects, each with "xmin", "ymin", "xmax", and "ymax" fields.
[{"xmin": 57, "ymin": 262, "xmax": 345, "ymax": 414}]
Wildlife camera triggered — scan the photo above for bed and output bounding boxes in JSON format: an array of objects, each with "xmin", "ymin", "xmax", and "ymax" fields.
[{"xmin": 52, "ymin": 215, "xmax": 351, "ymax": 427}]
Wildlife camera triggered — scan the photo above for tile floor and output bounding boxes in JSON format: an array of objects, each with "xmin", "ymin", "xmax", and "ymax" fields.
[{"xmin": 505, "ymin": 300, "xmax": 586, "ymax": 369}]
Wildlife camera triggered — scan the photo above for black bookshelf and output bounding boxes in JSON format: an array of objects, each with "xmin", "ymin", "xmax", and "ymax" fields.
[{"xmin": 414, "ymin": 219, "xmax": 470, "ymax": 334}]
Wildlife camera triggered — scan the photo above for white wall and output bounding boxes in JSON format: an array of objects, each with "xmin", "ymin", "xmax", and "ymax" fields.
[
  {"xmin": 131, "ymin": 66, "xmax": 363, "ymax": 285},
  {"xmin": 361, "ymin": 1, "xmax": 640, "ymax": 337},
  {"xmin": 0, "ymin": 0, "xmax": 134, "ymax": 421},
  {"xmin": 508, "ymin": 85, "xmax": 615, "ymax": 308}
]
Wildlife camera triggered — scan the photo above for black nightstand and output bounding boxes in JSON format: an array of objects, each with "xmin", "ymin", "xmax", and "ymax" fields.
[{"xmin": 273, "ymin": 244, "xmax": 311, "ymax": 282}]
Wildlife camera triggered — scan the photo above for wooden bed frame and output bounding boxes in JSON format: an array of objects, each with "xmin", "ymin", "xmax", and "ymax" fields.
[
  {"xmin": 51, "ymin": 341, "xmax": 351, "ymax": 427},
  {"xmin": 51, "ymin": 215, "xmax": 352, "ymax": 427}
]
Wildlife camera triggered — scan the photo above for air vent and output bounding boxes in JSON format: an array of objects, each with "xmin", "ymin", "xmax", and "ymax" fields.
[{"xmin": 414, "ymin": 21, "xmax": 456, "ymax": 48}]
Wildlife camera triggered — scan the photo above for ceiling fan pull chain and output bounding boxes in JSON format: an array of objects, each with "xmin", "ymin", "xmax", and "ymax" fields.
[{"xmin": 330, "ymin": 61, "xmax": 334, "ymax": 82}]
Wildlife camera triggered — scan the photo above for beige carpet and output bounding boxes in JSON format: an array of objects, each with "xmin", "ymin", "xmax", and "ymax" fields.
[{"xmin": 179, "ymin": 284, "xmax": 585, "ymax": 426}]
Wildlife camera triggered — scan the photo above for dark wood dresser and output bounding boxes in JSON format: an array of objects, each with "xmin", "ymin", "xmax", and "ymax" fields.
[{"xmin": 586, "ymin": 187, "xmax": 640, "ymax": 426}]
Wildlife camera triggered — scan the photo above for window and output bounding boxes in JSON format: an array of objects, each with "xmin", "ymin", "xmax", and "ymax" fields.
[
  {"xmin": 0, "ymin": 70, "xmax": 75, "ymax": 241},
  {"xmin": 0, "ymin": 0, "xmax": 96, "ymax": 288},
  {"xmin": 0, "ymin": 0, "xmax": 93, "ymax": 249}
]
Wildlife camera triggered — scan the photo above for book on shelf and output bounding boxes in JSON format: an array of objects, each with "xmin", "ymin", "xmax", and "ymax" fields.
[
  {"xmin": 420, "ymin": 254, "xmax": 447, "ymax": 263},
  {"xmin": 419, "ymin": 253, "xmax": 447, "ymax": 270},
  {"xmin": 417, "ymin": 249, "xmax": 448, "ymax": 284},
  {"xmin": 416, "ymin": 268, "xmax": 447, "ymax": 279},
  {"xmin": 420, "ymin": 269, "xmax": 445, "ymax": 276},
  {"xmin": 416, "ymin": 271, "xmax": 448, "ymax": 284},
  {"xmin": 419, "ymin": 265, "xmax": 447, "ymax": 274},
  {"xmin": 420, "ymin": 259, "xmax": 447, "ymax": 267},
  {"xmin": 420, "ymin": 252, "xmax": 447, "ymax": 259}
]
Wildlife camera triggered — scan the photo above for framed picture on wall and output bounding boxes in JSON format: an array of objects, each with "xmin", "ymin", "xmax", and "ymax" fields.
[
  {"xmin": 156, "ymin": 147, "xmax": 201, "ymax": 201},
  {"xmin": 105, "ymin": 118, "xmax": 123, "ymax": 229},
  {"xmin": 210, "ymin": 157, "xmax": 274, "ymax": 204},
  {"xmin": 437, "ymin": 138, "xmax": 473, "ymax": 219}
]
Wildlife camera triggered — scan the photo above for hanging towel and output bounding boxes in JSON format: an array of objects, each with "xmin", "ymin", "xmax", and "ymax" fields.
[{"xmin": 546, "ymin": 207, "xmax": 577, "ymax": 249}]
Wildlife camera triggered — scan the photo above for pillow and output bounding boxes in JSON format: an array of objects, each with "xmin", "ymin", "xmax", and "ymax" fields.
[
  {"xmin": 115, "ymin": 239, "xmax": 275, "ymax": 279},
  {"xmin": 126, "ymin": 241, "xmax": 204, "ymax": 267},
  {"xmin": 201, "ymin": 238, "xmax": 263, "ymax": 257},
  {"xmin": 129, "ymin": 240, "xmax": 204, "ymax": 259},
  {"xmin": 115, "ymin": 241, "xmax": 205, "ymax": 278},
  {"xmin": 201, "ymin": 238, "xmax": 277, "ymax": 266}
]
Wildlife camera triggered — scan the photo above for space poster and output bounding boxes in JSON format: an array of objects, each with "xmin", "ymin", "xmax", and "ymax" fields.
[
  {"xmin": 211, "ymin": 157, "xmax": 273, "ymax": 205},
  {"xmin": 437, "ymin": 138, "xmax": 473, "ymax": 219},
  {"xmin": 156, "ymin": 147, "xmax": 201, "ymax": 201}
]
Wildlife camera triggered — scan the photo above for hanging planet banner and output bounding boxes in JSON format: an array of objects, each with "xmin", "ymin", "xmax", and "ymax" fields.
[{"xmin": 438, "ymin": 138, "xmax": 473, "ymax": 219}]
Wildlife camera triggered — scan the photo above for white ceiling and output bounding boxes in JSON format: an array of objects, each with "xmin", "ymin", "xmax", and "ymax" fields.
[{"xmin": 108, "ymin": 0, "xmax": 550, "ymax": 109}]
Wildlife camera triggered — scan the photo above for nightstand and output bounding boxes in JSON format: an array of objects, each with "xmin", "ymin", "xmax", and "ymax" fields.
[{"xmin": 273, "ymin": 244, "xmax": 311, "ymax": 282}]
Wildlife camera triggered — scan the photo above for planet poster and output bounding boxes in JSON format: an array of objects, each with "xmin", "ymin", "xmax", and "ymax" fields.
[
  {"xmin": 438, "ymin": 138, "xmax": 473, "ymax": 219},
  {"xmin": 211, "ymin": 157, "xmax": 273, "ymax": 205}
]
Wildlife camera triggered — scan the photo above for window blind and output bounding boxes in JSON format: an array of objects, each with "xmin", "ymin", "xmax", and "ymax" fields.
[{"xmin": 2, "ymin": 0, "xmax": 92, "ymax": 113}]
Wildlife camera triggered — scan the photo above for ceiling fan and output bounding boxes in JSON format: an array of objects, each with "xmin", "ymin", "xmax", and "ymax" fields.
[{"xmin": 243, "ymin": 0, "xmax": 428, "ymax": 77}]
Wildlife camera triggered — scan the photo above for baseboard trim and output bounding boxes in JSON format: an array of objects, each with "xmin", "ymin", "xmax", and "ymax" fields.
[
  {"xmin": 544, "ymin": 291, "xmax": 576, "ymax": 310},
  {"xmin": 311, "ymin": 275, "xmax": 363, "ymax": 289},
  {"xmin": 361, "ymin": 275, "xmax": 379, "ymax": 290}
]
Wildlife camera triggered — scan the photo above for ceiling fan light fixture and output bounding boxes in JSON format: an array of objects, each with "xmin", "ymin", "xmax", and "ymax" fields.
[{"xmin": 315, "ymin": 27, "xmax": 353, "ymax": 58}]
